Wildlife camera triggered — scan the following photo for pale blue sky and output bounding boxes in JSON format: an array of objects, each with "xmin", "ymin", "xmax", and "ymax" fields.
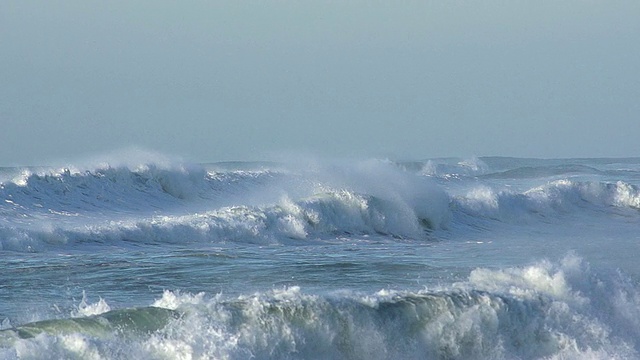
[{"xmin": 1, "ymin": 1, "xmax": 639, "ymax": 166}]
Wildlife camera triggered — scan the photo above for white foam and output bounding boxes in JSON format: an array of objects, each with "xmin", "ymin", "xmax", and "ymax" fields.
[
  {"xmin": 145, "ymin": 258, "xmax": 637, "ymax": 358},
  {"xmin": 131, "ymin": 257, "xmax": 629, "ymax": 358},
  {"xmin": 2, "ymin": 156, "xmax": 640, "ymax": 252},
  {"xmin": 71, "ymin": 292, "xmax": 111, "ymax": 317},
  {"xmin": 3, "ymin": 255, "xmax": 640, "ymax": 359},
  {"xmin": 454, "ymin": 179, "xmax": 640, "ymax": 224},
  {"xmin": 0, "ymin": 158, "xmax": 455, "ymax": 250}
]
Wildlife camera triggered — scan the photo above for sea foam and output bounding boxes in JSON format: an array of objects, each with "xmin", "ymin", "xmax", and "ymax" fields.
[
  {"xmin": 2, "ymin": 157, "xmax": 640, "ymax": 251},
  {"xmin": 2, "ymin": 255, "xmax": 637, "ymax": 359},
  {"xmin": 0, "ymin": 158, "xmax": 452, "ymax": 251}
]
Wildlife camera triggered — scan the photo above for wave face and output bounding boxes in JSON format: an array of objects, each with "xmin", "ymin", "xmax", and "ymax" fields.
[
  {"xmin": 1, "ymin": 157, "xmax": 640, "ymax": 251},
  {"xmin": 1, "ymin": 256, "xmax": 638, "ymax": 359},
  {"xmin": 0, "ymin": 158, "xmax": 453, "ymax": 251}
]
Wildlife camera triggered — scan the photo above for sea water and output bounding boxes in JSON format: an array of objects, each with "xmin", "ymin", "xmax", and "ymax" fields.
[{"xmin": 1, "ymin": 154, "xmax": 640, "ymax": 359}]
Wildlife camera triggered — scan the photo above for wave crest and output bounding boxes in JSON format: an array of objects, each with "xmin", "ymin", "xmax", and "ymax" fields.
[
  {"xmin": 2, "ymin": 157, "xmax": 640, "ymax": 251},
  {"xmin": 4, "ymin": 256, "xmax": 638, "ymax": 359},
  {"xmin": 454, "ymin": 179, "xmax": 640, "ymax": 222}
]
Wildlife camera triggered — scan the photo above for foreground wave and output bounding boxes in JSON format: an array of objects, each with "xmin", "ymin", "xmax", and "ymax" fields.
[{"xmin": 1, "ymin": 255, "xmax": 638, "ymax": 359}]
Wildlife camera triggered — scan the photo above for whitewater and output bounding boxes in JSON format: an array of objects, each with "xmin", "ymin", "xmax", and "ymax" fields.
[{"xmin": 1, "ymin": 154, "xmax": 640, "ymax": 359}]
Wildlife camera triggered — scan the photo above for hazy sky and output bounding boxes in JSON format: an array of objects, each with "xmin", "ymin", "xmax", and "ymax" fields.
[{"xmin": 1, "ymin": 1, "xmax": 639, "ymax": 165}]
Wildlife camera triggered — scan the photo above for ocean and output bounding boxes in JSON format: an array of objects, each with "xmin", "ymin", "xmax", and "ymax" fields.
[{"xmin": 1, "ymin": 154, "xmax": 640, "ymax": 359}]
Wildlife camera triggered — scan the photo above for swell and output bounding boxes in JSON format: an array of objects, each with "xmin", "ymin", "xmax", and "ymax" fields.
[
  {"xmin": 479, "ymin": 164, "xmax": 602, "ymax": 179},
  {"xmin": 418, "ymin": 157, "xmax": 640, "ymax": 180}
]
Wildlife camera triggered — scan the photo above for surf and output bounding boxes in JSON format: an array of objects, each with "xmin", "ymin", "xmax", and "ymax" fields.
[
  {"xmin": 2, "ymin": 157, "xmax": 640, "ymax": 251},
  {"xmin": 2, "ymin": 255, "xmax": 638, "ymax": 359}
]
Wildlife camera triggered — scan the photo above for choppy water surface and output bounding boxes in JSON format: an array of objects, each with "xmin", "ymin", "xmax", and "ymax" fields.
[{"xmin": 2, "ymin": 155, "xmax": 640, "ymax": 359}]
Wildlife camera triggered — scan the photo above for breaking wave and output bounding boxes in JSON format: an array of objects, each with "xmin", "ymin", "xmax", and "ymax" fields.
[
  {"xmin": 0, "ymin": 159, "xmax": 451, "ymax": 251},
  {"xmin": 1, "ymin": 255, "xmax": 638, "ymax": 359},
  {"xmin": 454, "ymin": 179, "xmax": 640, "ymax": 222},
  {"xmin": 1, "ymin": 156, "xmax": 639, "ymax": 251}
]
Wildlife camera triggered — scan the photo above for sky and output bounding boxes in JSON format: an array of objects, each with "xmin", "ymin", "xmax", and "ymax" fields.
[{"xmin": 1, "ymin": 1, "xmax": 639, "ymax": 166}]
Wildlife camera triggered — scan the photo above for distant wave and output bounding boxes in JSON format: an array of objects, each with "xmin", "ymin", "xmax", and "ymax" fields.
[
  {"xmin": 0, "ymin": 188, "xmax": 450, "ymax": 251},
  {"xmin": 415, "ymin": 156, "xmax": 490, "ymax": 178},
  {"xmin": 417, "ymin": 156, "xmax": 640, "ymax": 180},
  {"xmin": 0, "ymin": 160, "xmax": 450, "ymax": 251},
  {"xmin": 1, "ymin": 158, "xmax": 640, "ymax": 251},
  {"xmin": 454, "ymin": 179, "xmax": 640, "ymax": 223},
  {"xmin": 0, "ymin": 163, "xmax": 283, "ymax": 215},
  {"xmin": 2, "ymin": 255, "xmax": 638, "ymax": 359},
  {"xmin": 479, "ymin": 164, "xmax": 602, "ymax": 179}
]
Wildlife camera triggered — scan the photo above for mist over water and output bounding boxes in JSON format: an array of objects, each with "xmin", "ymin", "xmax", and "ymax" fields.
[{"xmin": 1, "ymin": 152, "xmax": 640, "ymax": 359}]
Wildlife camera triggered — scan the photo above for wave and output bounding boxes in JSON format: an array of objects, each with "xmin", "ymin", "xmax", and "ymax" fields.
[
  {"xmin": 0, "ymin": 307, "xmax": 178, "ymax": 341},
  {"xmin": 0, "ymin": 162, "xmax": 283, "ymax": 215},
  {"xmin": 453, "ymin": 179, "xmax": 640, "ymax": 223},
  {"xmin": 414, "ymin": 156, "xmax": 490, "ymax": 179},
  {"xmin": 2, "ymin": 255, "xmax": 638, "ymax": 359},
  {"xmin": 480, "ymin": 164, "xmax": 602, "ymax": 179},
  {"xmin": 0, "ymin": 159, "xmax": 455, "ymax": 251},
  {"xmin": 418, "ymin": 157, "xmax": 640, "ymax": 180},
  {"xmin": 2, "ymin": 156, "xmax": 640, "ymax": 251},
  {"xmin": 0, "ymin": 188, "xmax": 450, "ymax": 251}
]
